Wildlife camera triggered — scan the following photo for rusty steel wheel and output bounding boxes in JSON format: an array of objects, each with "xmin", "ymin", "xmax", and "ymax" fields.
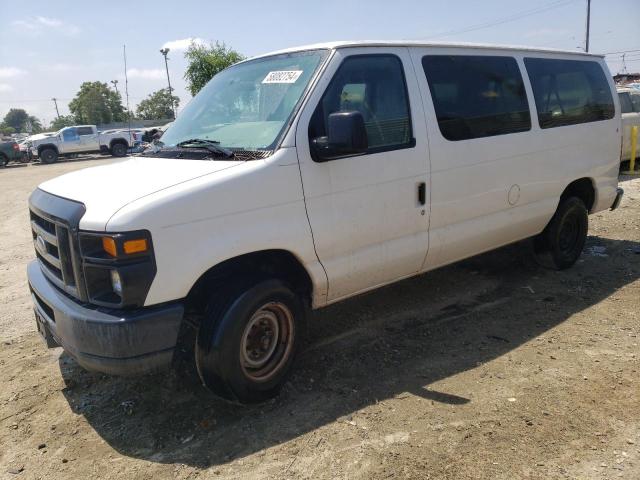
[
  {"xmin": 195, "ymin": 278, "xmax": 305, "ymax": 403},
  {"xmin": 240, "ymin": 302, "xmax": 295, "ymax": 382}
]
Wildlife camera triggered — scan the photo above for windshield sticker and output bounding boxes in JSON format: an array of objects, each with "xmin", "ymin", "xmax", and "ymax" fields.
[{"xmin": 262, "ymin": 70, "xmax": 303, "ymax": 84}]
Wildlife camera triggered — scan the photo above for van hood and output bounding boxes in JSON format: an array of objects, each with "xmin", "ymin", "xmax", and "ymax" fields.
[{"xmin": 38, "ymin": 157, "xmax": 243, "ymax": 231}]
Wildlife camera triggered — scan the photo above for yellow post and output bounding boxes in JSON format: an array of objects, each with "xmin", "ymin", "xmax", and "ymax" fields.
[{"xmin": 623, "ymin": 125, "xmax": 640, "ymax": 175}]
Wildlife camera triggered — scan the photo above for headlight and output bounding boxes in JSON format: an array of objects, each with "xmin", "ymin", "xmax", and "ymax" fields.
[{"xmin": 79, "ymin": 230, "xmax": 156, "ymax": 308}]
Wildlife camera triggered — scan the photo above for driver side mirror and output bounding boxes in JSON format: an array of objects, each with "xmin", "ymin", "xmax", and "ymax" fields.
[{"xmin": 311, "ymin": 111, "xmax": 368, "ymax": 161}]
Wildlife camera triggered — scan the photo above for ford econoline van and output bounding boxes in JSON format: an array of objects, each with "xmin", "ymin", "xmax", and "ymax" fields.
[{"xmin": 28, "ymin": 42, "xmax": 623, "ymax": 403}]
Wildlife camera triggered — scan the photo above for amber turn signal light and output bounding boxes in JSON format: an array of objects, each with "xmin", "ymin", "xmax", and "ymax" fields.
[
  {"xmin": 102, "ymin": 237, "xmax": 117, "ymax": 257},
  {"xmin": 123, "ymin": 238, "xmax": 148, "ymax": 254}
]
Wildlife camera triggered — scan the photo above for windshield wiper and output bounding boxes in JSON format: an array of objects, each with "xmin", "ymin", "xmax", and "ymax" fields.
[{"xmin": 176, "ymin": 138, "xmax": 234, "ymax": 159}]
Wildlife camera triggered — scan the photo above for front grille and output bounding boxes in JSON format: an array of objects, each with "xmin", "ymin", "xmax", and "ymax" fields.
[{"xmin": 30, "ymin": 209, "xmax": 80, "ymax": 298}]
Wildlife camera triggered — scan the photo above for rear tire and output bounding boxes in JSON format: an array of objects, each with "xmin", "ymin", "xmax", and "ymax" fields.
[
  {"xmin": 0, "ymin": 154, "xmax": 8, "ymax": 167},
  {"xmin": 534, "ymin": 196, "xmax": 588, "ymax": 270},
  {"xmin": 110, "ymin": 142, "xmax": 128, "ymax": 157},
  {"xmin": 40, "ymin": 148, "xmax": 58, "ymax": 164},
  {"xmin": 195, "ymin": 278, "xmax": 303, "ymax": 404}
]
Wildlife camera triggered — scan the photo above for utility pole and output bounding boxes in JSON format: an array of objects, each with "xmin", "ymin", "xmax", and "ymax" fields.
[
  {"xmin": 159, "ymin": 47, "xmax": 176, "ymax": 119},
  {"xmin": 110, "ymin": 79, "xmax": 119, "ymax": 95},
  {"xmin": 585, "ymin": 0, "xmax": 591, "ymax": 52},
  {"xmin": 51, "ymin": 98, "xmax": 60, "ymax": 119}
]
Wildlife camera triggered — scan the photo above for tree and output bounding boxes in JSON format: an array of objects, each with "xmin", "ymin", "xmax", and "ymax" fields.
[
  {"xmin": 2, "ymin": 108, "xmax": 29, "ymax": 132},
  {"xmin": 0, "ymin": 126, "xmax": 15, "ymax": 136},
  {"xmin": 184, "ymin": 41, "xmax": 244, "ymax": 96},
  {"xmin": 69, "ymin": 82, "xmax": 126, "ymax": 125},
  {"xmin": 136, "ymin": 89, "xmax": 180, "ymax": 120},
  {"xmin": 1, "ymin": 109, "xmax": 43, "ymax": 133},
  {"xmin": 50, "ymin": 115, "xmax": 77, "ymax": 131}
]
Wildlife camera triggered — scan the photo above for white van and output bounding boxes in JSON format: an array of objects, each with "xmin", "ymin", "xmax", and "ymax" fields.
[{"xmin": 28, "ymin": 41, "xmax": 623, "ymax": 403}]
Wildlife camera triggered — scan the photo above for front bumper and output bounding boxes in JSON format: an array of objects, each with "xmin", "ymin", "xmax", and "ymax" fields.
[{"xmin": 28, "ymin": 260, "xmax": 184, "ymax": 375}]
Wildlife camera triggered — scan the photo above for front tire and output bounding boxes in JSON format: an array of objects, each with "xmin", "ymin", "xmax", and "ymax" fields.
[
  {"xmin": 195, "ymin": 278, "xmax": 303, "ymax": 404},
  {"xmin": 40, "ymin": 148, "xmax": 58, "ymax": 164},
  {"xmin": 534, "ymin": 196, "xmax": 588, "ymax": 270}
]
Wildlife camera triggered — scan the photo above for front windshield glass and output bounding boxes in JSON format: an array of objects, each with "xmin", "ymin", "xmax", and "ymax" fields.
[{"xmin": 161, "ymin": 49, "xmax": 328, "ymax": 151}]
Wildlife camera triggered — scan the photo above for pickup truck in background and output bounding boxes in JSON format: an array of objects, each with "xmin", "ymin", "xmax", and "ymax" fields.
[
  {"xmin": 29, "ymin": 125, "xmax": 139, "ymax": 164},
  {"xmin": 0, "ymin": 140, "xmax": 22, "ymax": 166}
]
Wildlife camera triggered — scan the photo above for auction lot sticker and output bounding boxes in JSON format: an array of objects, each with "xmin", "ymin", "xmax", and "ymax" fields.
[{"xmin": 262, "ymin": 70, "xmax": 303, "ymax": 84}]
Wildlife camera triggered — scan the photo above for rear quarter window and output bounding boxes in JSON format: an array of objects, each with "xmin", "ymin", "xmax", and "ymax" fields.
[{"xmin": 524, "ymin": 58, "xmax": 614, "ymax": 128}]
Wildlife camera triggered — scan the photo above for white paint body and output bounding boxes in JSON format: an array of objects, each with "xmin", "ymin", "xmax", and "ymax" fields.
[
  {"xmin": 37, "ymin": 42, "xmax": 622, "ymax": 309},
  {"xmin": 30, "ymin": 125, "xmax": 136, "ymax": 157}
]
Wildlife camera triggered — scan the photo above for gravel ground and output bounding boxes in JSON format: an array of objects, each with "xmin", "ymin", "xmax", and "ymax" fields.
[{"xmin": 0, "ymin": 158, "xmax": 638, "ymax": 479}]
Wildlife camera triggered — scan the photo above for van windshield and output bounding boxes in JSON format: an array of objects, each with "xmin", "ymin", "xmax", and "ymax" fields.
[{"xmin": 160, "ymin": 49, "xmax": 329, "ymax": 153}]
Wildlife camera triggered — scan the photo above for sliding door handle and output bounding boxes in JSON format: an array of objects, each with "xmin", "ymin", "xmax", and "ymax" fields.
[{"xmin": 417, "ymin": 182, "xmax": 426, "ymax": 206}]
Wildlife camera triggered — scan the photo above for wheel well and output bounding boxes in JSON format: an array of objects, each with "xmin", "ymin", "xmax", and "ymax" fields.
[
  {"xmin": 37, "ymin": 144, "xmax": 58, "ymax": 154},
  {"xmin": 560, "ymin": 178, "xmax": 595, "ymax": 212},
  {"xmin": 110, "ymin": 138, "xmax": 128, "ymax": 149},
  {"xmin": 183, "ymin": 250, "xmax": 313, "ymax": 319}
]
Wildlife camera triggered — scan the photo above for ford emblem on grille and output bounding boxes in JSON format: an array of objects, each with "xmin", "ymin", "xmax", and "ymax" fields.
[{"xmin": 36, "ymin": 235, "xmax": 46, "ymax": 252}]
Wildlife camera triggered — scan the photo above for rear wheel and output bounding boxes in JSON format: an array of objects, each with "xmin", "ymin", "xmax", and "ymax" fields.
[
  {"xmin": 534, "ymin": 196, "xmax": 588, "ymax": 270},
  {"xmin": 195, "ymin": 278, "xmax": 303, "ymax": 404},
  {"xmin": 40, "ymin": 148, "xmax": 58, "ymax": 164},
  {"xmin": 0, "ymin": 153, "xmax": 8, "ymax": 167},
  {"xmin": 110, "ymin": 142, "xmax": 128, "ymax": 157}
]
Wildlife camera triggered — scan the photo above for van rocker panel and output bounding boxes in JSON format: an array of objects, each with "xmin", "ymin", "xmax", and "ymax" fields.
[{"xmin": 27, "ymin": 260, "xmax": 184, "ymax": 375}]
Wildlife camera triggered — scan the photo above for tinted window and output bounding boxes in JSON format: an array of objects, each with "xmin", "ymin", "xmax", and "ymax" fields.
[
  {"xmin": 76, "ymin": 126, "xmax": 93, "ymax": 136},
  {"xmin": 631, "ymin": 92, "xmax": 640, "ymax": 113},
  {"xmin": 619, "ymin": 92, "xmax": 633, "ymax": 114},
  {"xmin": 62, "ymin": 128, "xmax": 78, "ymax": 141},
  {"xmin": 524, "ymin": 58, "xmax": 614, "ymax": 128},
  {"xmin": 422, "ymin": 55, "xmax": 530, "ymax": 141},
  {"xmin": 309, "ymin": 55, "xmax": 412, "ymax": 152}
]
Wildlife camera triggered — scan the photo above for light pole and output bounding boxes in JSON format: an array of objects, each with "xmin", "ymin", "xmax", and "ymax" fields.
[
  {"xmin": 159, "ymin": 47, "xmax": 176, "ymax": 119},
  {"xmin": 51, "ymin": 98, "xmax": 60, "ymax": 119},
  {"xmin": 585, "ymin": 0, "xmax": 591, "ymax": 52},
  {"xmin": 111, "ymin": 79, "xmax": 119, "ymax": 95}
]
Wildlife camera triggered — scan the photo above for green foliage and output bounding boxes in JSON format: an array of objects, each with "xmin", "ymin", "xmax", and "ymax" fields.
[
  {"xmin": 1, "ymin": 109, "xmax": 43, "ymax": 133},
  {"xmin": 184, "ymin": 41, "xmax": 244, "ymax": 96},
  {"xmin": 2, "ymin": 108, "xmax": 29, "ymax": 132},
  {"xmin": 69, "ymin": 82, "xmax": 126, "ymax": 125},
  {"xmin": 136, "ymin": 89, "xmax": 180, "ymax": 120},
  {"xmin": 50, "ymin": 115, "xmax": 77, "ymax": 131},
  {"xmin": 0, "ymin": 126, "xmax": 16, "ymax": 135}
]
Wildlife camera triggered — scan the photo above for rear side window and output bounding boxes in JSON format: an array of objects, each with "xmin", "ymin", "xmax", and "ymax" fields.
[
  {"xmin": 421, "ymin": 55, "xmax": 530, "ymax": 141},
  {"xmin": 309, "ymin": 54, "xmax": 413, "ymax": 152},
  {"xmin": 524, "ymin": 58, "xmax": 614, "ymax": 128},
  {"xmin": 619, "ymin": 92, "xmax": 633, "ymax": 114},
  {"xmin": 76, "ymin": 127, "xmax": 93, "ymax": 136}
]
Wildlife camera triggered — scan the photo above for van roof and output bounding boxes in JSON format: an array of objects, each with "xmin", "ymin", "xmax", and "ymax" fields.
[{"xmin": 247, "ymin": 40, "xmax": 604, "ymax": 61}]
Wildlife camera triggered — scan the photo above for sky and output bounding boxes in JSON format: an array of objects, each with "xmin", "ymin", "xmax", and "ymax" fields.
[{"xmin": 1, "ymin": 0, "xmax": 639, "ymax": 126}]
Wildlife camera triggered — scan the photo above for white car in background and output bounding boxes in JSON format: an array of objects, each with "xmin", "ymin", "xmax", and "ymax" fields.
[{"xmin": 617, "ymin": 87, "xmax": 640, "ymax": 161}]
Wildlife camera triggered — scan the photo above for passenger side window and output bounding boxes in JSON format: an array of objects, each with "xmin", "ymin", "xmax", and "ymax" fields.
[
  {"xmin": 76, "ymin": 127, "xmax": 93, "ymax": 136},
  {"xmin": 309, "ymin": 54, "xmax": 413, "ymax": 153},
  {"xmin": 524, "ymin": 58, "xmax": 614, "ymax": 128},
  {"xmin": 421, "ymin": 55, "xmax": 530, "ymax": 141}
]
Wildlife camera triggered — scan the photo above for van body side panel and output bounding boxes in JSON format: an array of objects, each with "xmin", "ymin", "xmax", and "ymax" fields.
[
  {"xmin": 412, "ymin": 48, "xmax": 620, "ymax": 270},
  {"xmin": 105, "ymin": 148, "xmax": 328, "ymax": 307}
]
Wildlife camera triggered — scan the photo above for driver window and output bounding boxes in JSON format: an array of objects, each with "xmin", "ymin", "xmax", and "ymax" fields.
[{"xmin": 309, "ymin": 54, "xmax": 413, "ymax": 152}]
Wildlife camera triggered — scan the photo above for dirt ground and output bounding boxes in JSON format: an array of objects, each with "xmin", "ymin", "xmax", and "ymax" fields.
[{"xmin": 0, "ymin": 158, "xmax": 638, "ymax": 479}]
